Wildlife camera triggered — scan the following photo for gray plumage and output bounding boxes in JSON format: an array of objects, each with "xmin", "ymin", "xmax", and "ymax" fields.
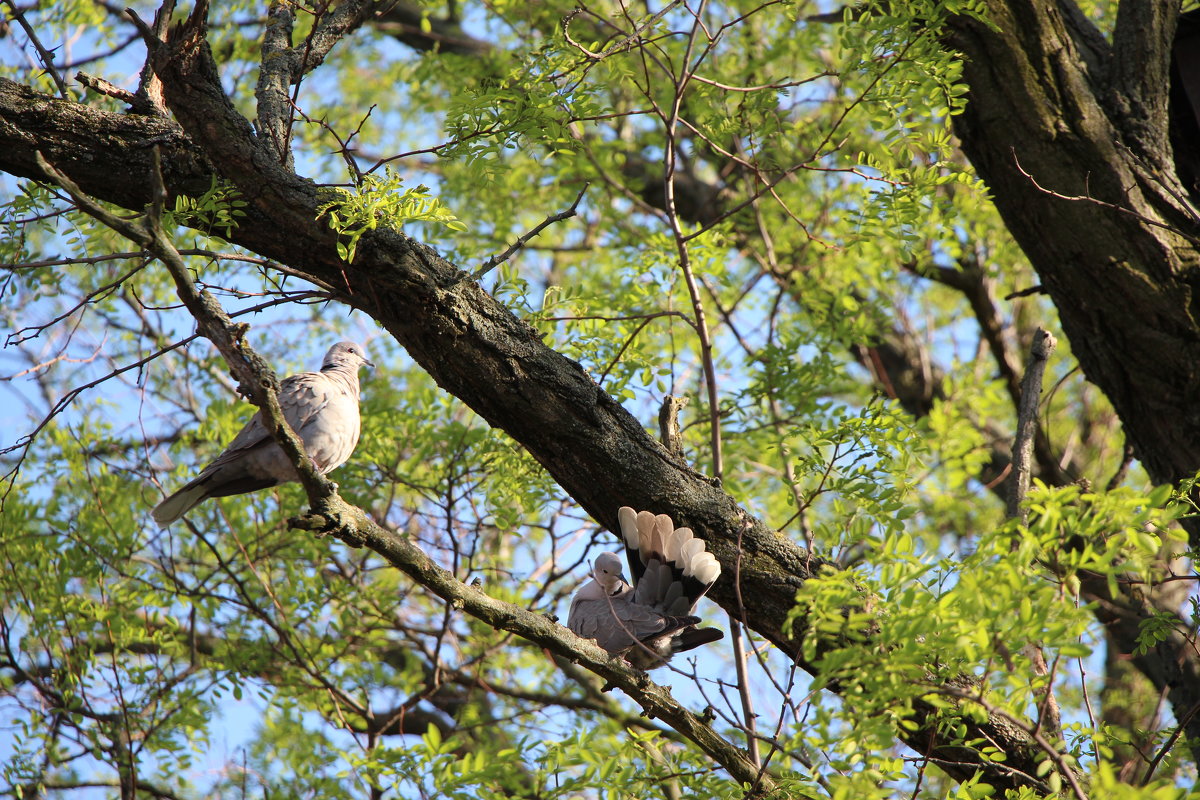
[
  {"xmin": 152, "ymin": 341, "xmax": 373, "ymax": 526},
  {"xmin": 568, "ymin": 507, "xmax": 722, "ymax": 669}
]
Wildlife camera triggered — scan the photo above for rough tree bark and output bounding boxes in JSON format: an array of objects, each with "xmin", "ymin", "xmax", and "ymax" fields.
[
  {"xmin": 943, "ymin": 1, "xmax": 1200, "ymax": 766},
  {"xmin": 947, "ymin": 2, "xmax": 1200, "ymax": 508}
]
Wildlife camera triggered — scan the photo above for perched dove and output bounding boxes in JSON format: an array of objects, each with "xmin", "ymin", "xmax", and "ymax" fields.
[
  {"xmin": 152, "ymin": 341, "xmax": 373, "ymax": 526},
  {"xmin": 568, "ymin": 506, "xmax": 723, "ymax": 669}
]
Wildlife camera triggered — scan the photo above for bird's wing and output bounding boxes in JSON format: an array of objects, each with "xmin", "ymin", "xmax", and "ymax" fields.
[
  {"xmin": 278, "ymin": 371, "xmax": 337, "ymax": 432},
  {"xmin": 200, "ymin": 371, "xmax": 333, "ymax": 471}
]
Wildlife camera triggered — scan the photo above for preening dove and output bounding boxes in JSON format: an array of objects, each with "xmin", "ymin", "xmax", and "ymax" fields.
[
  {"xmin": 152, "ymin": 341, "xmax": 373, "ymax": 526},
  {"xmin": 568, "ymin": 506, "xmax": 723, "ymax": 669}
]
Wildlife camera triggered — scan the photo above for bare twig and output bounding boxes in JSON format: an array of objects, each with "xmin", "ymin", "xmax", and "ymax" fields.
[
  {"xmin": 471, "ymin": 184, "xmax": 588, "ymax": 281},
  {"xmin": 1011, "ymin": 150, "xmax": 1200, "ymax": 246},
  {"xmin": 2, "ymin": 0, "xmax": 70, "ymax": 98},
  {"xmin": 1004, "ymin": 284, "xmax": 1046, "ymax": 300},
  {"xmin": 289, "ymin": 100, "xmax": 374, "ymax": 184},
  {"xmin": 1141, "ymin": 697, "xmax": 1200, "ymax": 785},
  {"xmin": 724, "ymin": 515, "xmax": 762, "ymax": 775},
  {"xmin": 561, "ymin": 2, "xmax": 681, "ymax": 62},
  {"xmin": 658, "ymin": 0, "xmax": 724, "ymax": 484}
]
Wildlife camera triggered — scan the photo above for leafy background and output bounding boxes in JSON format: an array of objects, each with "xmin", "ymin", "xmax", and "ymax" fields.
[{"xmin": 0, "ymin": 0, "xmax": 1196, "ymax": 797}]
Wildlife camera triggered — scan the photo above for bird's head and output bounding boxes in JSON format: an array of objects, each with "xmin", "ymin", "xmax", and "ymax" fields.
[
  {"xmin": 592, "ymin": 552, "xmax": 628, "ymax": 593},
  {"xmin": 324, "ymin": 341, "xmax": 375, "ymax": 372}
]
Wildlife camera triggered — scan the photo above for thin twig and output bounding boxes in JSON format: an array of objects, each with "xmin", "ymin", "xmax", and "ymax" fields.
[
  {"xmin": 1141, "ymin": 697, "xmax": 1200, "ymax": 785},
  {"xmin": 3, "ymin": 0, "xmax": 70, "ymax": 98},
  {"xmin": 729, "ymin": 526, "xmax": 762, "ymax": 772},
  {"xmin": 471, "ymin": 184, "xmax": 588, "ymax": 281},
  {"xmin": 1011, "ymin": 150, "xmax": 1200, "ymax": 246},
  {"xmin": 561, "ymin": 2, "xmax": 681, "ymax": 62}
]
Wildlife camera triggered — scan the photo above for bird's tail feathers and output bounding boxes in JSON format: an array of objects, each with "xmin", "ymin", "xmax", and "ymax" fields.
[
  {"xmin": 672, "ymin": 626, "xmax": 724, "ymax": 654},
  {"xmin": 151, "ymin": 478, "xmax": 210, "ymax": 527}
]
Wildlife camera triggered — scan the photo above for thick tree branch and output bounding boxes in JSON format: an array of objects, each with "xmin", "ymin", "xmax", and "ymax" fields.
[
  {"xmin": 945, "ymin": 0, "xmax": 1200, "ymax": 518},
  {"xmin": 255, "ymin": 0, "xmax": 296, "ymax": 168}
]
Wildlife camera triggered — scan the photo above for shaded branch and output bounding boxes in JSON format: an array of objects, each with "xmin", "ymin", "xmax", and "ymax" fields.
[
  {"xmin": 1008, "ymin": 327, "xmax": 1057, "ymax": 523},
  {"xmin": 370, "ymin": 0, "xmax": 492, "ymax": 55}
]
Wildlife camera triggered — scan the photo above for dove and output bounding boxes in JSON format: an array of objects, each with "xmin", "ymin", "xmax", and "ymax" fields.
[
  {"xmin": 568, "ymin": 507, "xmax": 723, "ymax": 669},
  {"xmin": 152, "ymin": 341, "xmax": 373, "ymax": 526}
]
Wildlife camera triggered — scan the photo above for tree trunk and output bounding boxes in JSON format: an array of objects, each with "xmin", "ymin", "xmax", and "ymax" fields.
[{"xmin": 947, "ymin": 1, "xmax": 1200, "ymax": 505}]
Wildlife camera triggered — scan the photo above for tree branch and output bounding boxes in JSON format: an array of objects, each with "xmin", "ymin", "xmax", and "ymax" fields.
[
  {"xmin": 0, "ymin": 69, "xmax": 1072, "ymax": 795},
  {"xmin": 1008, "ymin": 327, "xmax": 1057, "ymax": 524},
  {"xmin": 32, "ymin": 148, "xmax": 336, "ymax": 511},
  {"xmin": 287, "ymin": 500, "xmax": 789, "ymax": 796},
  {"xmin": 255, "ymin": 0, "xmax": 297, "ymax": 167}
]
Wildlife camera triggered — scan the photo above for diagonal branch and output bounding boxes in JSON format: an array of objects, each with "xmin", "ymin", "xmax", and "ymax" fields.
[
  {"xmin": 32, "ymin": 148, "xmax": 335, "ymax": 510},
  {"xmin": 0, "ymin": 72, "xmax": 1071, "ymax": 797},
  {"xmin": 31, "ymin": 137, "xmax": 786, "ymax": 797},
  {"xmin": 287, "ymin": 500, "xmax": 788, "ymax": 796},
  {"xmin": 471, "ymin": 183, "xmax": 589, "ymax": 280},
  {"xmin": 1, "ymin": 0, "xmax": 70, "ymax": 99}
]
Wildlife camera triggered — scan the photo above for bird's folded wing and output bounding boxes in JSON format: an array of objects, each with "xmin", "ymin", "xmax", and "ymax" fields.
[
  {"xmin": 279, "ymin": 372, "xmax": 335, "ymax": 432},
  {"xmin": 202, "ymin": 371, "xmax": 335, "ymax": 470}
]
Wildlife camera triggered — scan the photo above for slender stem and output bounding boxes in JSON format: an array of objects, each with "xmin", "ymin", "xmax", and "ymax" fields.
[
  {"xmin": 3, "ymin": 0, "xmax": 70, "ymax": 99},
  {"xmin": 472, "ymin": 184, "xmax": 588, "ymax": 281},
  {"xmin": 661, "ymin": 0, "xmax": 722, "ymax": 481}
]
